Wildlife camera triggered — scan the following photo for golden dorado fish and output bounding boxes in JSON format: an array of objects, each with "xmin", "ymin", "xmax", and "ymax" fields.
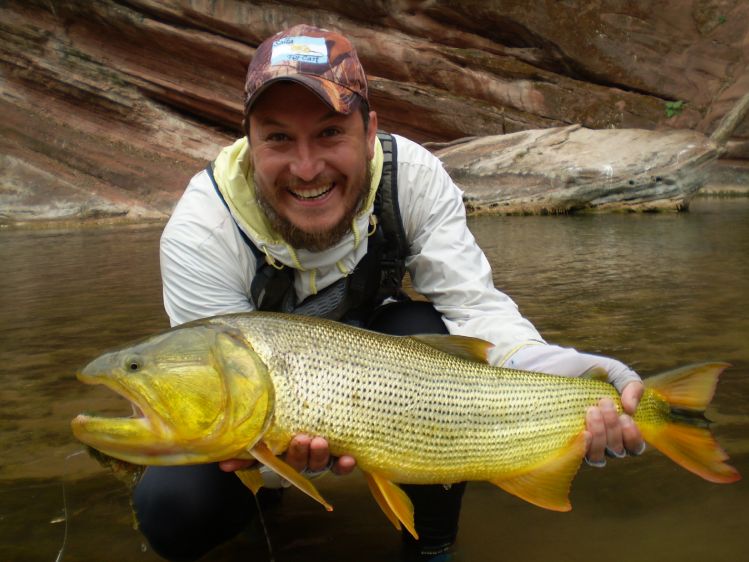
[{"xmin": 71, "ymin": 312, "xmax": 740, "ymax": 537}]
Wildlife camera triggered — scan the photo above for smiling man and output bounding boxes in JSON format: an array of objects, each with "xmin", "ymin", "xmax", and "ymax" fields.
[
  {"xmin": 142, "ymin": 24, "xmax": 645, "ymax": 562},
  {"xmin": 249, "ymin": 80, "xmax": 376, "ymax": 251}
]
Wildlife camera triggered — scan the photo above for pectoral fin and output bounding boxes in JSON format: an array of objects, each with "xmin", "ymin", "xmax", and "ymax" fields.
[
  {"xmin": 249, "ymin": 441, "xmax": 333, "ymax": 511},
  {"xmin": 235, "ymin": 467, "xmax": 264, "ymax": 494},
  {"xmin": 490, "ymin": 431, "xmax": 586, "ymax": 511},
  {"xmin": 364, "ymin": 472, "xmax": 418, "ymax": 539}
]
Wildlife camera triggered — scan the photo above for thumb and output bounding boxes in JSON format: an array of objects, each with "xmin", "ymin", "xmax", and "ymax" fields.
[{"xmin": 620, "ymin": 381, "xmax": 644, "ymax": 414}]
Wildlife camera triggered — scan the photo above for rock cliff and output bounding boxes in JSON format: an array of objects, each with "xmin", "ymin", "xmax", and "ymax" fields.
[{"xmin": 1, "ymin": 0, "xmax": 747, "ymax": 222}]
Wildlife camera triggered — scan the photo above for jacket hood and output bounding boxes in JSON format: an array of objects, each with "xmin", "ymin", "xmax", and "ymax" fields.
[{"xmin": 211, "ymin": 136, "xmax": 384, "ymax": 296}]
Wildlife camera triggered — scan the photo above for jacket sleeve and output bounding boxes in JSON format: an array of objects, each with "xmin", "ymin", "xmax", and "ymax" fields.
[
  {"xmin": 160, "ymin": 171, "xmax": 256, "ymax": 327},
  {"xmin": 396, "ymin": 137, "xmax": 545, "ymax": 364}
]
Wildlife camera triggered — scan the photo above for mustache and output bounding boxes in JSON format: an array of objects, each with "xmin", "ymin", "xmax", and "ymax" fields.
[{"xmin": 280, "ymin": 174, "xmax": 337, "ymax": 190}]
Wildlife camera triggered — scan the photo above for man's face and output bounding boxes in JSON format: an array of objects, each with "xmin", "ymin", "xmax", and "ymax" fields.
[{"xmin": 248, "ymin": 82, "xmax": 378, "ymax": 251}]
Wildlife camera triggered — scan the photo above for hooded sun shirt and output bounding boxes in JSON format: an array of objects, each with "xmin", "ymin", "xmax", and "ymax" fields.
[{"xmin": 161, "ymin": 133, "xmax": 549, "ymax": 366}]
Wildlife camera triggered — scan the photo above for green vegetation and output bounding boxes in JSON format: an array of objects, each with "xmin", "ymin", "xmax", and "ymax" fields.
[{"xmin": 665, "ymin": 100, "xmax": 685, "ymax": 118}]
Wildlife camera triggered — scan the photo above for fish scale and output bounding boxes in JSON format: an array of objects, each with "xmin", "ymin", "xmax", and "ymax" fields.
[{"xmin": 208, "ymin": 313, "xmax": 621, "ymax": 483}]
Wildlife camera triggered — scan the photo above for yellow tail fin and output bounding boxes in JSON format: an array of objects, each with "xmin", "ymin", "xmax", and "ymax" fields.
[{"xmin": 640, "ymin": 362, "xmax": 740, "ymax": 484}]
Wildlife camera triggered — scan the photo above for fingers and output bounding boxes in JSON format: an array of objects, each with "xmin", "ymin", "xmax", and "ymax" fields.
[
  {"xmin": 620, "ymin": 413, "xmax": 645, "ymax": 455},
  {"xmin": 600, "ymin": 398, "xmax": 624, "ymax": 457},
  {"xmin": 584, "ymin": 397, "xmax": 646, "ymax": 468},
  {"xmin": 285, "ymin": 434, "xmax": 311, "ymax": 471},
  {"xmin": 285, "ymin": 434, "xmax": 356, "ymax": 476},
  {"xmin": 585, "ymin": 405, "xmax": 607, "ymax": 466},
  {"xmin": 218, "ymin": 459, "xmax": 256, "ymax": 472},
  {"xmin": 332, "ymin": 455, "xmax": 357, "ymax": 476},
  {"xmin": 307, "ymin": 436, "xmax": 331, "ymax": 472}
]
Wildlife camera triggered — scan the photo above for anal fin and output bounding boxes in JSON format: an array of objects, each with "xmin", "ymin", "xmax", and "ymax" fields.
[
  {"xmin": 365, "ymin": 472, "xmax": 418, "ymax": 539},
  {"xmin": 364, "ymin": 473, "xmax": 402, "ymax": 533},
  {"xmin": 491, "ymin": 431, "xmax": 586, "ymax": 512},
  {"xmin": 249, "ymin": 441, "xmax": 333, "ymax": 511}
]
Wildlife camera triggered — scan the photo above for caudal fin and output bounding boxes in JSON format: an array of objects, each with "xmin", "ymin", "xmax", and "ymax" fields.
[{"xmin": 640, "ymin": 363, "xmax": 740, "ymax": 484}]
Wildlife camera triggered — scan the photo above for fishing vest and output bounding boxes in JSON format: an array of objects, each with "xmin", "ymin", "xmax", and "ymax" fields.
[{"xmin": 207, "ymin": 132, "xmax": 408, "ymax": 324}]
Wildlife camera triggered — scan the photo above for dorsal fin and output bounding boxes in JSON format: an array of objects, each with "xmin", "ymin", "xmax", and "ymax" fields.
[
  {"xmin": 410, "ymin": 334, "xmax": 493, "ymax": 363},
  {"xmin": 581, "ymin": 366, "xmax": 609, "ymax": 382}
]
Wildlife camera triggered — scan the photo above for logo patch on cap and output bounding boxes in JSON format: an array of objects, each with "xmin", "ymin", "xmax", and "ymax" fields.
[{"xmin": 271, "ymin": 36, "xmax": 328, "ymax": 65}]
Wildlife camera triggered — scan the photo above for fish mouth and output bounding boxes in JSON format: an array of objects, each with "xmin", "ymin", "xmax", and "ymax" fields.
[
  {"xmin": 71, "ymin": 399, "xmax": 146, "ymax": 426},
  {"xmin": 71, "ymin": 411, "xmax": 153, "ymax": 441},
  {"xmin": 71, "ymin": 369, "xmax": 167, "ymax": 458}
]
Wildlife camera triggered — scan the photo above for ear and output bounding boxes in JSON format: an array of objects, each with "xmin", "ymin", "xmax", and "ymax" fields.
[{"xmin": 366, "ymin": 110, "xmax": 379, "ymax": 160}]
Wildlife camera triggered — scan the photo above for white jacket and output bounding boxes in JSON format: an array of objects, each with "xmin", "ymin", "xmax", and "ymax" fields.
[{"xmin": 161, "ymin": 133, "xmax": 545, "ymax": 365}]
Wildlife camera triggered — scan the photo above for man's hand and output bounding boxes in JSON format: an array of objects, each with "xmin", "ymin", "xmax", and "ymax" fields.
[
  {"xmin": 284, "ymin": 435, "xmax": 357, "ymax": 476},
  {"xmin": 505, "ymin": 343, "xmax": 647, "ymax": 467},
  {"xmin": 218, "ymin": 435, "xmax": 356, "ymax": 475},
  {"xmin": 218, "ymin": 458, "xmax": 255, "ymax": 472},
  {"xmin": 584, "ymin": 381, "xmax": 645, "ymax": 466}
]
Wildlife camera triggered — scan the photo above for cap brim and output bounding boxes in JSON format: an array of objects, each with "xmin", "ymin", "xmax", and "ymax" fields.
[{"xmin": 246, "ymin": 75, "xmax": 357, "ymax": 115}]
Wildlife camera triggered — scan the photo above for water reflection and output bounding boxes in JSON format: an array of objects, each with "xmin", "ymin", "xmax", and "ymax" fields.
[{"xmin": 0, "ymin": 199, "xmax": 747, "ymax": 561}]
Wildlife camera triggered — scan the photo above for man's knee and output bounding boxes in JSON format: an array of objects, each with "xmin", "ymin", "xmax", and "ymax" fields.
[
  {"xmin": 133, "ymin": 464, "xmax": 255, "ymax": 561},
  {"xmin": 400, "ymin": 482, "xmax": 467, "ymax": 559}
]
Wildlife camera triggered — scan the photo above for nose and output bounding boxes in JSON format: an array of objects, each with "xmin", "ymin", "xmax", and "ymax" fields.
[{"xmin": 289, "ymin": 140, "xmax": 324, "ymax": 182}]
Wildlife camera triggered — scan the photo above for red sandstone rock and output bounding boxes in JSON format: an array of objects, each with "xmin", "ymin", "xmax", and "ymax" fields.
[{"xmin": 0, "ymin": 0, "xmax": 746, "ymax": 222}]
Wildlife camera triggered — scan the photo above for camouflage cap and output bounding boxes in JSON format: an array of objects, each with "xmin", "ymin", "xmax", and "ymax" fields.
[{"xmin": 244, "ymin": 24, "xmax": 368, "ymax": 115}]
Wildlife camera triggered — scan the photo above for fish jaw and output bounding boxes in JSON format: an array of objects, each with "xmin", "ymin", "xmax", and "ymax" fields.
[
  {"xmin": 71, "ymin": 356, "xmax": 204, "ymax": 464},
  {"xmin": 70, "ymin": 325, "xmax": 275, "ymax": 466},
  {"xmin": 70, "ymin": 412, "xmax": 246, "ymax": 465},
  {"xmin": 71, "ymin": 413, "xmax": 174, "ymax": 464}
]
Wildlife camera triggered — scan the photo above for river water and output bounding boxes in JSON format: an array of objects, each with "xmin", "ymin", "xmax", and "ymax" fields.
[{"xmin": 1, "ymin": 198, "xmax": 747, "ymax": 561}]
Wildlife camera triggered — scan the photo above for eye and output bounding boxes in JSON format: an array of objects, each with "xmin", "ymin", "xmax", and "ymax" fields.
[
  {"xmin": 126, "ymin": 357, "xmax": 143, "ymax": 372},
  {"xmin": 320, "ymin": 127, "xmax": 341, "ymax": 138},
  {"xmin": 266, "ymin": 132, "xmax": 289, "ymax": 143}
]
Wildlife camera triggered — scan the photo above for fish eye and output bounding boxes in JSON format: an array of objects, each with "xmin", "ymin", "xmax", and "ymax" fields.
[{"xmin": 126, "ymin": 357, "xmax": 143, "ymax": 372}]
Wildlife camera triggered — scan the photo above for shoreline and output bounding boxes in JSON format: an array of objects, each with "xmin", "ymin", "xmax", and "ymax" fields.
[
  {"xmin": 2, "ymin": 186, "xmax": 747, "ymax": 231},
  {"xmin": 696, "ymin": 183, "xmax": 749, "ymax": 197},
  {"xmin": 0, "ymin": 216, "xmax": 168, "ymax": 231}
]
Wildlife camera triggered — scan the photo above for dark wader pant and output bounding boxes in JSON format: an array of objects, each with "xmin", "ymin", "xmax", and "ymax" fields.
[{"xmin": 133, "ymin": 301, "xmax": 466, "ymax": 561}]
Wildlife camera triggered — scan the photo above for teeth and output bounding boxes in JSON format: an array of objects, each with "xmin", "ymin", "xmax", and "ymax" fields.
[{"xmin": 290, "ymin": 183, "xmax": 333, "ymax": 200}]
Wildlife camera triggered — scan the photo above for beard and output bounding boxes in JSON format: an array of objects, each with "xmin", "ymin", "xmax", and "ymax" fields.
[{"xmin": 254, "ymin": 164, "xmax": 373, "ymax": 253}]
